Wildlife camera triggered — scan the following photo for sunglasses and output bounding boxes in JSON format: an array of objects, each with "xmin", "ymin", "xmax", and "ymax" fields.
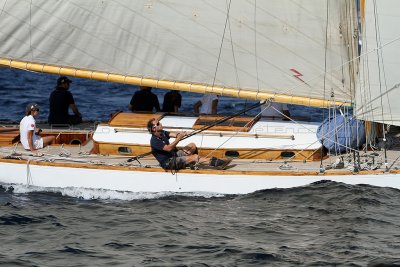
[{"xmin": 152, "ymin": 122, "xmax": 160, "ymax": 128}]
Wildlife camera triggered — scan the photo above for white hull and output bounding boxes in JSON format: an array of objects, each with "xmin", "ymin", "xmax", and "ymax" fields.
[{"xmin": 1, "ymin": 161, "xmax": 399, "ymax": 194}]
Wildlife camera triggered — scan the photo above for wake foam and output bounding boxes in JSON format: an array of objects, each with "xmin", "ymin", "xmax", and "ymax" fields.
[{"xmin": 0, "ymin": 183, "xmax": 225, "ymax": 200}]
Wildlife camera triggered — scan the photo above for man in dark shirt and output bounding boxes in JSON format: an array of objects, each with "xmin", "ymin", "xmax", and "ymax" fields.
[
  {"xmin": 129, "ymin": 86, "xmax": 160, "ymax": 112},
  {"xmin": 48, "ymin": 76, "xmax": 82, "ymax": 125},
  {"xmin": 147, "ymin": 118, "xmax": 231, "ymax": 170},
  {"xmin": 162, "ymin": 90, "xmax": 182, "ymax": 112}
]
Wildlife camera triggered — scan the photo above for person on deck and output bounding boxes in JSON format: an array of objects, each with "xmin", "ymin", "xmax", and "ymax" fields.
[
  {"xmin": 193, "ymin": 94, "xmax": 218, "ymax": 115},
  {"xmin": 20, "ymin": 103, "xmax": 55, "ymax": 152},
  {"xmin": 162, "ymin": 90, "xmax": 182, "ymax": 112},
  {"xmin": 129, "ymin": 86, "xmax": 160, "ymax": 112},
  {"xmin": 48, "ymin": 76, "xmax": 82, "ymax": 125},
  {"xmin": 260, "ymin": 101, "xmax": 290, "ymax": 120},
  {"xmin": 147, "ymin": 118, "xmax": 231, "ymax": 170}
]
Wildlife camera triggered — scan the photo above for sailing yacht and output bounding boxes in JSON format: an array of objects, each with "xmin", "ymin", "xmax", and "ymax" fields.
[{"xmin": 0, "ymin": 0, "xmax": 399, "ymax": 194}]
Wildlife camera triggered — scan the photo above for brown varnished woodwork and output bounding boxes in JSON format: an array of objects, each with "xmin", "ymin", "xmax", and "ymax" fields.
[
  {"xmin": 1, "ymin": 157, "xmax": 398, "ymax": 176},
  {"xmin": 41, "ymin": 132, "xmax": 91, "ymax": 146},
  {"xmin": 192, "ymin": 115, "xmax": 259, "ymax": 132},
  {"xmin": 0, "ymin": 128, "xmax": 19, "ymax": 133},
  {"xmin": 96, "ymin": 142, "xmax": 323, "ymax": 161},
  {"xmin": 90, "ymin": 141, "xmax": 100, "ymax": 154},
  {"xmin": 109, "ymin": 112, "xmax": 165, "ymax": 127},
  {"xmin": 0, "ymin": 129, "xmax": 91, "ymax": 147},
  {"xmin": 0, "ymin": 129, "xmax": 20, "ymax": 145}
]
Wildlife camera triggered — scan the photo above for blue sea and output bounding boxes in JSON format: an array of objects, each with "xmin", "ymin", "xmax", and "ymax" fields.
[
  {"xmin": 1, "ymin": 68, "xmax": 400, "ymax": 266},
  {"xmin": 0, "ymin": 68, "xmax": 325, "ymax": 123}
]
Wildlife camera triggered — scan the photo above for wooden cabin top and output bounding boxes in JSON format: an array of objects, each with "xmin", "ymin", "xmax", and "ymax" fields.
[
  {"xmin": 193, "ymin": 115, "xmax": 259, "ymax": 132},
  {"xmin": 109, "ymin": 112, "xmax": 165, "ymax": 127},
  {"xmin": 108, "ymin": 112, "xmax": 260, "ymax": 132}
]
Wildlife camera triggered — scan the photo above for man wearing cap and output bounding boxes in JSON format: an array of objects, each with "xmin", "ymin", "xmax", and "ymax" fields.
[
  {"xmin": 20, "ymin": 103, "xmax": 55, "ymax": 152},
  {"xmin": 48, "ymin": 76, "xmax": 82, "ymax": 125}
]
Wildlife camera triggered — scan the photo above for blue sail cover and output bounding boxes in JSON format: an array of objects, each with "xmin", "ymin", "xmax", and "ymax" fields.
[{"xmin": 317, "ymin": 114, "xmax": 366, "ymax": 153}]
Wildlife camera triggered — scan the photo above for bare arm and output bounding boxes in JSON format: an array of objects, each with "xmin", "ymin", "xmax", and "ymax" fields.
[
  {"xmin": 69, "ymin": 103, "xmax": 81, "ymax": 116},
  {"xmin": 162, "ymin": 133, "xmax": 183, "ymax": 152},
  {"xmin": 193, "ymin": 101, "xmax": 201, "ymax": 114},
  {"xmin": 27, "ymin": 130, "xmax": 35, "ymax": 152},
  {"xmin": 211, "ymin": 99, "xmax": 218, "ymax": 114},
  {"xmin": 169, "ymin": 131, "xmax": 187, "ymax": 138}
]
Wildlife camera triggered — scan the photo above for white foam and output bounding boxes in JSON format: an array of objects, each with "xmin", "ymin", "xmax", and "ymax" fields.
[{"xmin": 1, "ymin": 183, "xmax": 225, "ymax": 200}]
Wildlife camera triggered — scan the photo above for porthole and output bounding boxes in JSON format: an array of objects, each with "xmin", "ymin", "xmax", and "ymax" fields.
[
  {"xmin": 70, "ymin": 139, "xmax": 82, "ymax": 145},
  {"xmin": 225, "ymin": 150, "xmax": 239, "ymax": 158},
  {"xmin": 281, "ymin": 151, "xmax": 295, "ymax": 159},
  {"xmin": 118, "ymin": 147, "xmax": 132, "ymax": 155}
]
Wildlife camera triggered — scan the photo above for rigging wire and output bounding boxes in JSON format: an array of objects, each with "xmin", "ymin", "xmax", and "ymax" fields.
[
  {"xmin": 360, "ymin": 8, "xmax": 377, "ymax": 149},
  {"xmin": 253, "ymin": 0, "xmax": 260, "ymax": 93},
  {"xmin": 199, "ymin": 104, "xmax": 270, "ymax": 161},
  {"xmin": 247, "ymin": 0, "xmax": 260, "ymax": 114},
  {"xmin": 372, "ymin": 0, "xmax": 388, "ymax": 170},
  {"xmin": 211, "ymin": 0, "xmax": 232, "ymax": 90},
  {"xmin": 372, "ymin": 0, "xmax": 394, "ymax": 124},
  {"xmin": 319, "ymin": 0, "xmax": 330, "ymax": 172},
  {"xmin": 225, "ymin": 0, "xmax": 247, "ymax": 115},
  {"xmin": 226, "ymin": 0, "xmax": 241, "ymax": 91},
  {"xmin": 0, "ymin": 0, "xmax": 8, "ymax": 18}
]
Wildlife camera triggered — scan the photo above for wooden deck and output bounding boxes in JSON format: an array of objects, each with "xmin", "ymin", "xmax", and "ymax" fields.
[
  {"xmin": 1, "ymin": 120, "xmax": 399, "ymax": 175},
  {"xmin": 1, "ymin": 139, "xmax": 399, "ymax": 176}
]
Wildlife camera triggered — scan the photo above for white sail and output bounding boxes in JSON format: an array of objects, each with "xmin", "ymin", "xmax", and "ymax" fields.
[
  {"xmin": 355, "ymin": 0, "xmax": 400, "ymax": 126},
  {"xmin": 0, "ymin": 0, "xmax": 356, "ymax": 104}
]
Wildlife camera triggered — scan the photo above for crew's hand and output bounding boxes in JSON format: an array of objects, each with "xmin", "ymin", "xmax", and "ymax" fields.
[
  {"xmin": 176, "ymin": 132, "xmax": 183, "ymax": 141},
  {"xmin": 36, "ymin": 128, "xmax": 42, "ymax": 135}
]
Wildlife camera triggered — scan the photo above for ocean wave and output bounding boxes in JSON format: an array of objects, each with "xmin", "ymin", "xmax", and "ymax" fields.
[{"xmin": 0, "ymin": 183, "xmax": 226, "ymax": 200}]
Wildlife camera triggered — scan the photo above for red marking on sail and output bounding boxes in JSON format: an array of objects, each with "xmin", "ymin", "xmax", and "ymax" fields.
[{"xmin": 290, "ymin": 69, "xmax": 308, "ymax": 85}]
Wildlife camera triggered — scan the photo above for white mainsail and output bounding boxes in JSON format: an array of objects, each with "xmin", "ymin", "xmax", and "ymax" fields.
[
  {"xmin": 0, "ymin": 0, "xmax": 356, "ymax": 106},
  {"xmin": 355, "ymin": 0, "xmax": 400, "ymax": 126}
]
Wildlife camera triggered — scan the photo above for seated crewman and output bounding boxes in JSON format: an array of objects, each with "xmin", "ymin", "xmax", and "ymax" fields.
[
  {"xmin": 20, "ymin": 103, "xmax": 55, "ymax": 152},
  {"xmin": 147, "ymin": 118, "xmax": 231, "ymax": 170}
]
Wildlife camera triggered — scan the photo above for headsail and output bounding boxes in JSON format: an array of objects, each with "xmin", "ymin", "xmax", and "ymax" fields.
[
  {"xmin": 0, "ymin": 0, "xmax": 356, "ymax": 107},
  {"xmin": 355, "ymin": 0, "xmax": 400, "ymax": 126}
]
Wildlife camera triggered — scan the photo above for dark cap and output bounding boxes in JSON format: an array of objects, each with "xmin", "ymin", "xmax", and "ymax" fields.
[
  {"xmin": 57, "ymin": 76, "xmax": 72, "ymax": 85},
  {"xmin": 25, "ymin": 103, "xmax": 40, "ymax": 115}
]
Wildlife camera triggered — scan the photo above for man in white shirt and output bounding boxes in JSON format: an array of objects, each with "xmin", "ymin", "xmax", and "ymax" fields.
[
  {"xmin": 260, "ymin": 101, "xmax": 290, "ymax": 119},
  {"xmin": 193, "ymin": 94, "xmax": 218, "ymax": 115},
  {"xmin": 20, "ymin": 103, "xmax": 55, "ymax": 152}
]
